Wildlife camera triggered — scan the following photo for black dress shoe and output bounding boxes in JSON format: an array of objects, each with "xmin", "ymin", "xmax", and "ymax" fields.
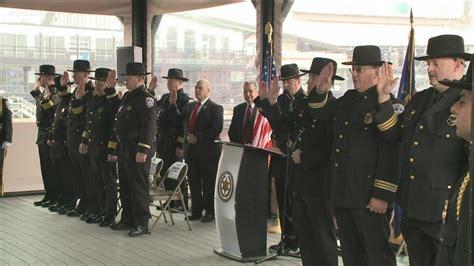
[
  {"xmin": 188, "ymin": 214, "xmax": 203, "ymax": 221},
  {"xmin": 66, "ymin": 209, "xmax": 84, "ymax": 217},
  {"xmin": 201, "ymin": 212, "xmax": 215, "ymax": 223},
  {"xmin": 41, "ymin": 200, "xmax": 55, "ymax": 208},
  {"xmin": 111, "ymin": 221, "xmax": 132, "ymax": 231},
  {"xmin": 99, "ymin": 218, "xmax": 114, "ymax": 227},
  {"xmin": 86, "ymin": 214, "xmax": 101, "ymax": 224},
  {"xmin": 58, "ymin": 206, "xmax": 74, "ymax": 215},
  {"xmin": 48, "ymin": 203, "xmax": 62, "ymax": 212},
  {"xmin": 128, "ymin": 226, "xmax": 149, "ymax": 237},
  {"xmin": 34, "ymin": 198, "xmax": 48, "ymax": 206}
]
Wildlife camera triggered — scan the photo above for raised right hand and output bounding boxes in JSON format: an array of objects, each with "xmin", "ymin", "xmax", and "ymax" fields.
[
  {"xmin": 60, "ymin": 71, "xmax": 70, "ymax": 87},
  {"xmin": 105, "ymin": 69, "xmax": 117, "ymax": 88}
]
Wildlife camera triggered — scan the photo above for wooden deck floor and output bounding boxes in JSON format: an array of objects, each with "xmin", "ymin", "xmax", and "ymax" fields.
[
  {"xmin": 0, "ymin": 195, "xmax": 302, "ymax": 265},
  {"xmin": 0, "ymin": 195, "xmax": 411, "ymax": 265}
]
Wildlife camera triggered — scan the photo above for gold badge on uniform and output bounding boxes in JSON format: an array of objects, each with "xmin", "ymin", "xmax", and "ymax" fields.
[
  {"xmin": 363, "ymin": 113, "xmax": 373, "ymax": 124},
  {"xmin": 298, "ymin": 110, "xmax": 304, "ymax": 117},
  {"xmin": 408, "ymin": 110, "xmax": 416, "ymax": 120},
  {"xmin": 126, "ymin": 106, "xmax": 132, "ymax": 111},
  {"xmin": 98, "ymin": 108, "xmax": 104, "ymax": 113}
]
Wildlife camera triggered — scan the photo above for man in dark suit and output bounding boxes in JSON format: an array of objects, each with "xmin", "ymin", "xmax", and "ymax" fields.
[
  {"xmin": 0, "ymin": 90, "xmax": 13, "ymax": 196},
  {"xmin": 228, "ymin": 81, "xmax": 259, "ymax": 144},
  {"xmin": 31, "ymin": 65, "xmax": 58, "ymax": 206},
  {"xmin": 382, "ymin": 35, "xmax": 470, "ymax": 266},
  {"xmin": 185, "ymin": 79, "xmax": 223, "ymax": 223},
  {"xmin": 261, "ymin": 58, "xmax": 343, "ymax": 265},
  {"xmin": 157, "ymin": 68, "xmax": 190, "ymax": 210},
  {"xmin": 436, "ymin": 55, "xmax": 472, "ymax": 266},
  {"xmin": 254, "ymin": 64, "xmax": 306, "ymax": 256}
]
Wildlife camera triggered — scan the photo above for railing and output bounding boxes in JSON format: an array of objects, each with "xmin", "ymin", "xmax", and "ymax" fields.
[
  {"xmin": 6, "ymin": 96, "xmax": 36, "ymax": 119},
  {"xmin": 0, "ymin": 45, "xmax": 117, "ymax": 63}
]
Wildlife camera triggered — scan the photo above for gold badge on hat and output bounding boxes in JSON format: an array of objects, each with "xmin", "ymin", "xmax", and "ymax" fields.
[{"xmin": 364, "ymin": 113, "xmax": 373, "ymax": 124}]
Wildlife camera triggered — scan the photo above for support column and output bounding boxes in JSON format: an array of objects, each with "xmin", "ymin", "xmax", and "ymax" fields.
[{"xmin": 132, "ymin": 0, "xmax": 147, "ymax": 65}]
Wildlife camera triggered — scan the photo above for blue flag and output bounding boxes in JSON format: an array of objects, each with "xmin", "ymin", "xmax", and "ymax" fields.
[{"xmin": 397, "ymin": 9, "xmax": 416, "ymax": 104}]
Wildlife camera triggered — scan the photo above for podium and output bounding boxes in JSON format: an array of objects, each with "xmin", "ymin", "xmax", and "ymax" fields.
[{"xmin": 213, "ymin": 141, "xmax": 283, "ymax": 262}]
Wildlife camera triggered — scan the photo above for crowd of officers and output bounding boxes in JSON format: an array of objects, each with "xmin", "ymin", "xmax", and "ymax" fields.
[
  {"xmin": 254, "ymin": 34, "xmax": 472, "ymax": 266},
  {"xmin": 30, "ymin": 33, "xmax": 473, "ymax": 265}
]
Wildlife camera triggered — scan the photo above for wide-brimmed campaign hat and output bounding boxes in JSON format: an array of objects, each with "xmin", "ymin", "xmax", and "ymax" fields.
[
  {"xmin": 415, "ymin": 34, "xmax": 471, "ymax": 61},
  {"xmin": 67, "ymin": 60, "xmax": 95, "ymax": 72},
  {"xmin": 162, "ymin": 68, "xmax": 189, "ymax": 81},
  {"xmin": 91, "ymin": 68, "xmax": 112, "ymax": 81},
  {"xmin": 342, "ymin": 45, "xmax": 391, "ymax": 66},
  {"xmin": 439, "ymin": 54, "xmax": 473, "ymax": 90},
  {"xmin": 279, "ymin": 64, "xmax": 306, "ymax": 81},
  {"xmin": 119, "ymin": 62, "xmax": 150, "ymax": 76},
  {"xmin": 35, "ymin": 65, "xmax": 60, "ymax": 76},
  {"xmin": 301, "ymin": 57, "xmax": 345, "ymax": 81}
]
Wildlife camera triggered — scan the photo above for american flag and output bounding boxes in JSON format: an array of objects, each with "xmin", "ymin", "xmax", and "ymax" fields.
[
  {"xmin": 251, "ymin": 111, "xmax": 273, "ymax": 149},
  {"xmin": 261, "ymin": 49, "xmax": 278, "ymax": 92}
]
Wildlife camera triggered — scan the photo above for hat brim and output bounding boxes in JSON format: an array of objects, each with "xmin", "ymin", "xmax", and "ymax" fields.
[
  {"xmin": 34, "ymin": 72, "xmax": 61, "ymax": 76},
  {"xmin": 341, "ymin": 61, "xmax": 392, "ymax": 66},
  {"xmin": 415, "ymin": 52, "xmax": 471, "ymax": 61},
  {"xmin": 119, "ymin": 72, "xmax": 151, "ymax": 76},
  {"xmin": 279, "ymin": 73, "xmax": 307, "ymax": 81},
  {"xmin": 90, "ymin": 77, "xmax": 119, "ymax": 81},
  {"xmin": 67, "ymin": 69, "xmax": 95, "ymax": 72},
  {"xmin": 439, "ymin": 79, "xmax": 473, "ymax": 90},
  {"xmin": 300, "ymin": 69, "xmax": 345, "ymax": 81},
  {"xmin": 162, "ymin": 76, "xmax": 189, "ymax": 82}
]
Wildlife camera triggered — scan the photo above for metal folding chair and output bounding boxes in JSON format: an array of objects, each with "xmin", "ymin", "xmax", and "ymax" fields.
[{"xmin": 149, "ymin": 161, "xmax": 191, "ymax": 231}]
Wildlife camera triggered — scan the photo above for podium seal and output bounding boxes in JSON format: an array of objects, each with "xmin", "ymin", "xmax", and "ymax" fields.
[{"xmin": 218, "ymin": 171, "xmax": 234, "ymax": 202}]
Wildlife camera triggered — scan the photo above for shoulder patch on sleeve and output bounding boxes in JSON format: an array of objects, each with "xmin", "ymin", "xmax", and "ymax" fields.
[
  {"xmin": 392, "ymin": 103, "xmax": 404, "ymax": 114},
  {"xmin": 146, "ymin": 97, "xmax": 155, "ymax": 108}
]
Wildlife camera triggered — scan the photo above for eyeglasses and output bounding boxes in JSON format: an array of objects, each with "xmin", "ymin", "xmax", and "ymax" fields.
[{"xmin": 349, "ymin": 66, "xmax": 378, "ymax": 74}]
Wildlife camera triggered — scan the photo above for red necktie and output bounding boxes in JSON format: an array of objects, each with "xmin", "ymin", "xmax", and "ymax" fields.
[
  {"xmin": 188, "ymin": 102, "xmax": 201, "ymax": 134},
  {"xmin": 242, "ymin": 105, "xmax": 251, "ymax": 144}
]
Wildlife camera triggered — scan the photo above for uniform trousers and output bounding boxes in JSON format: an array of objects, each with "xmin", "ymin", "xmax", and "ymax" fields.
[
  {"xmin": 37, "ymin": 143, "xmax": 56, "ymax": 201},
  {"xmin": 119, "ymin": 156, "xmax": 151, "ymax": 226},
  {"xmin": 401, "ymin": 212, "xmax": 442, "ymax": 266},
  {"xmin": 292, "ymin": 192, "xmax": 338, "ymax": 266},
  {"xmin": 335, "ymin": 207, "xmax": 395, "ymax": 266}
]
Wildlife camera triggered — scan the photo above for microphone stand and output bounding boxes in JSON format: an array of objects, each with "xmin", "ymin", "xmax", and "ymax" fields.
[{"xmin": 257, "ymin": 95, "xmax": 302, "ymax": 264}]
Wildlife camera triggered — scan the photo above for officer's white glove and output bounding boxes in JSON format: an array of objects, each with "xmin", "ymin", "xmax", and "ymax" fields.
[{"xmin": 1, "ymin": 141, "xmax": 12, "ymax": 149}]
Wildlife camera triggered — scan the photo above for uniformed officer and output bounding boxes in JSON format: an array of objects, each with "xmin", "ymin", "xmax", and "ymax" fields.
[
  {"xmin": 108, "ymin": 62, "xmax": 157, "ymax": 237},
  {"xmin": 261, "ymin": 58, "xmax": 343, "ymax": 265},
  {"xmin": 157, "ymin": 68, "xmax": 190, "ymax": 210},
  {"xmin": 0, "ymin": 90, "xmax": 13, "ymax": 196},
  {"xmin": 310, "ymin": 45, "xmax": 401, "ymax": 265},
  {"xmin": 79, "ymin": 68, "xmax": 120, "ymax": 226},
  {"xmin": 436, "ymin": 54, "xmax": 473, "ymax": 266},
  {"xmin": 386, "ymin": 35, "xmax": 470, "ymax": 266},
  {"xmin": 62, "ymin": 60, "xmax": 95, "ymax": 217},
  {"xmin": 48, "ymin": 78, "xmax": 75, "ymax": 213},
  {"xmin": 254, "ymin": 63, "xmax": 306, "ymax": 256},
  {"xmin": 31, "ymin": 65, "xmax": 59, "ymax": 206}
]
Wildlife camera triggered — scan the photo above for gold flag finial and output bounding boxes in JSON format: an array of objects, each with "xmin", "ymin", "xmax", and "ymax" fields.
[{"xmin": 265, "ymin": 22, "xmax": 273, "ymax": 44}]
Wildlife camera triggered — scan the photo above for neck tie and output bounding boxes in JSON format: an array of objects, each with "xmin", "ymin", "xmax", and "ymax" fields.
[
  {"xmin": 242, "ymin": 105, "xmax": 252, "ymax": 144},
  {"xmin": 189, "ymin": 102, "xmax": 201, "ymax": 134}
]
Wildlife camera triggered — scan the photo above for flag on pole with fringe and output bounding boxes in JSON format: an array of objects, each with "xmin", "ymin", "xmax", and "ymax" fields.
[{"xmin": 397, "ymin": 9, "xmax": 416, "ymax": 104}]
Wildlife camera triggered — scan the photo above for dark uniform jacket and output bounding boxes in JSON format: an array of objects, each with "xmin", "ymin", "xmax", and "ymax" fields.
[
  {"xmin": 156, "ymin": 89, "xmax": 190, "ymax": 158},
  {"xmin": 264, "ymin": 90, "xmax": 336, "ymax": 197},
  {"xmin": 67, "ymin": 81, "xmax": 94, "ymax": 149},
  {"xmin": 112, "ymin": 86, "xmax": 157, "ymax": 159},
  {"xmin": 255, "ymin": 88, "xmax": 306, "ymax": 180},
  {"xmin": 81, "ymin": 89, "xmax": 120, "ymax": 159},
  {"xmin": 311, "ymin": 86, "xmax": 401, "ymax": 208},
  {"xmin": 50, "ymin": 90, "xmax": 72, "ymax": 159},
  {"xmin": 31, "ymin": 89, "xmax": 57, "ymax": 145},
  {"xmin": 228, "ymin": 102, "xmax": 257, "ymax": 144},
  {"xmin": 437, "ymin": 171, "xmax": 471, "ymax": 266},
  {"xmin": 395, "ymin": 87, "xmax": 467, "ymax": 222},
  {"xmin": 184, "ymin": 99, "xmax": 223, "ymax": 160},
  {"xmin": 0, "ymin": 97, "xmax": 13, "ymax": 145}
]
